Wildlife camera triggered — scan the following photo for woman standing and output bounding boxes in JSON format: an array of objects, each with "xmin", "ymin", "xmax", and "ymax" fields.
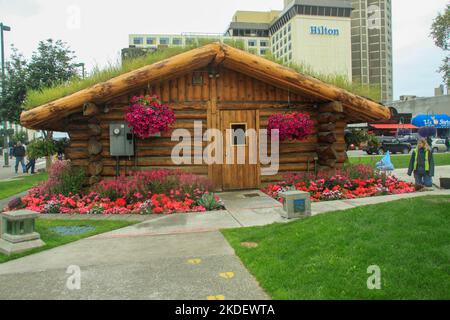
[{"xmin": 408, "ymin": 138, "xmax": 435, "ymax": 188}]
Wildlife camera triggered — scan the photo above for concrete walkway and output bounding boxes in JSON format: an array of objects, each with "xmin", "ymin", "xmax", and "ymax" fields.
[{"xmin": 0, "ymin": 186, "xmax": 449, "ymax": 300}]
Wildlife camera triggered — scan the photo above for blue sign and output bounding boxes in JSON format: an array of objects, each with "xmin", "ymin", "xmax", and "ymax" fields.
[
  {"xmin": 412, "ymin": 114, "xmax": 450, "ymax": 129},
  {"xmin": 293, "ymin": 199, "xmax": 306, "ymax": 213},
  {"xmin": 310, "ymin": 26, "xmax": 340, "ymax": 36}
]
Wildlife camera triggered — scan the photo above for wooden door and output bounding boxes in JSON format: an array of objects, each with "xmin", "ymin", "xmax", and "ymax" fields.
[{"xmin": 221, "ymin": 110, "xmax": 259, "ymax": 190}]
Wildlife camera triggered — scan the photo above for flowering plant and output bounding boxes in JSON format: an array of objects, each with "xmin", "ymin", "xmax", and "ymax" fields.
[
  {"xmin": 267, "ymin": 112, "xmax": 314, "ymax": 141},
  {"xmin": 125, "ymin": 95, "xmax": 176, "ymax": 139},
  {"xmin": 262, "ymin": 164, "xmax": 416, "ymax": 203},
  {"xmin": 19, "ymin": 169, "xmax": 223, "ymax": 215}
]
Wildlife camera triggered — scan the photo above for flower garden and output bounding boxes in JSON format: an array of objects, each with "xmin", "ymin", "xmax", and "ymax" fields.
[
  {"xmin": 6, "ymin": 161, "xmax": 224, "ymax": 215},
  {"xmin": 262, "ymin": 164, "xmax": 417, "ymax": 203}
]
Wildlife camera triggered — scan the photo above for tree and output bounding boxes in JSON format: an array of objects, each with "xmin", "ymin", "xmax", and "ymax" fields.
[
  {"xmin": 27, "ymin": 39, "xmax": 78, "ymax": 90},
  {"xmin": 0, "ymin": 46, "xmax": 28, "ymax": 122},
  {"xmin": 431, "ymin": 4, "xmax": 450, "ymax": 87}
]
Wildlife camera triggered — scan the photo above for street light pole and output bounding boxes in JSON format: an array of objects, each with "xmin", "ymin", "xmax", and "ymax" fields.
[{"xmin": 1, "ymin": 22, "xmax": 11, "ymax": 167}]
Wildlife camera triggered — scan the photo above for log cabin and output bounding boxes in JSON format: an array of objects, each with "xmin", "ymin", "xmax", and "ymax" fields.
[{"xmin": 20, "ymin": 43, "xmax": 391, "ymax": 191}]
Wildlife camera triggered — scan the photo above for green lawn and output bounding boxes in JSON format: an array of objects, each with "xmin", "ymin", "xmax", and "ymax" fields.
[
  {"xmin": 349, "ymin": 153, "xmax": 450, "ymax": 169},
  {"xmin": 0, "ymin": 219, "xmax": 136, "ymax": 264},
  {"xmin": 0, "ymin": 173, "xmax": 48, "ymax": 200},
  {"xmin": 222, "ymin": 196, "xmax": 450, "ymax": 300}
]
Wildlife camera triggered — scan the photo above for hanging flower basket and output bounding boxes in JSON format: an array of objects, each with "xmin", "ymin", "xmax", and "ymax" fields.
[
  {"xmin": 125, "ymin": 95, "xmax": 176, "ymax": 139},
  {"xmin": 267, "ymin": 112, "xmax": 314, "ymax": 142}
]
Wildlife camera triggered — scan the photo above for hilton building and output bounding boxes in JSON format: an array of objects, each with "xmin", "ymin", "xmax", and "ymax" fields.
[{"xmin": 126, "ymin": 0, "xmax": 393, "ymax": 101}]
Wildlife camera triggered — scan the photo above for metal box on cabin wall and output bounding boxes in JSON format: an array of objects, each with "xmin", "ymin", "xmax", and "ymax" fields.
[{"xmin": 109, "ymin": 122, "xmax": 134, "ymax": 156}]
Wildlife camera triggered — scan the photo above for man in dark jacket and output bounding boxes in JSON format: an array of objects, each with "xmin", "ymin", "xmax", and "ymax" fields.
[
  {"xmin": 408, "ymin": 138, "xmax": 435, "ymax": 188},
  {"xmin": 12, "ymin": 141, "xmax": 26, "ymax": 174}
]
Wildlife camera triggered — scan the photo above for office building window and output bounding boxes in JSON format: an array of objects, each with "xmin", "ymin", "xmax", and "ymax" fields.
[
  {"xmin": 260, "ymin": 48, "xmax": 267, "ymax": 55},
  {"xmin": 160, "ymin": 38, "xmax": 169, "ymax": 45},
  {"xmin": 173, "ymin": 38, "xmax": 182, "ymax": 45},
  {"xmin": 260, "ymin": 40, "xmax": 269, "ymax": 47},
  {"xmin": 146, "ymin": 38, "xmax": 155, "ymax": 45},
  {"xmin": 133, "ymin": 37, "xmax": 143, "ymax": 45},
  {"xmin": 248, "ymin": 39, "xmax": 257, "ymax": 47}
]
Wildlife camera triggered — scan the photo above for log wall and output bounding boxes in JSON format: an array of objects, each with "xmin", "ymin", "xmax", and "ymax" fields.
[{"xmin": 64, "ymin": 67, "xmax": 347, "ymax": 190}]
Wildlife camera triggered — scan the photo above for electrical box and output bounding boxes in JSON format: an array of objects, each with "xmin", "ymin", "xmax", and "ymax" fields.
[{"xmin": 109, "ymin": 122, "xmax": 134, "ymax": 156}]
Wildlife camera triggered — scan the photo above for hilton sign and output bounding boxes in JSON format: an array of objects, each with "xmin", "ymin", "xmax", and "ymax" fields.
[{"xmin": 310, "ymin": 26, "xmax": 340, "ymax": 36}]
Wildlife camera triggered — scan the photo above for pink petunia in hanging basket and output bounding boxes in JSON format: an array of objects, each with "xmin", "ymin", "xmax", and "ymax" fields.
[
  {"xmin": 267, "ymin": 112, "xmax": 314, "ymax": 142},
  {"xmin": 125, "ymin": 95, "xmax": 176, "ymax": 139}
]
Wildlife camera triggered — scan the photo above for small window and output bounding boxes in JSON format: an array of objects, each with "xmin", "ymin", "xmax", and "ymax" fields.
[
  {"xmin": 192, "ymin": 73, "xmax": 203, "ymax": 86},
  {"xmin": 159, "ymin": 38, "xmax": 169, "ymax": 45},
  {"xmin": 230, "ymin": 123, "xmax": 247, "ymax": 146},
  {"xmin": 248, "ymin": 40, "xmax": 257, "ymax": 47},
  {"xmin": 146, "ymin": 37, "xmax": 155, "ymax": 45},
  {"xmin": 133, "ymin": 37, "xmax": 143, "ymax": 45},
  {"xmin": 173, "ymin": 38, "xmax": 182, "ymax": 45}
]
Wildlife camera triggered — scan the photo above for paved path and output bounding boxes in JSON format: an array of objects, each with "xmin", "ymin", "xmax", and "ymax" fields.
[
  {"xmin": 1, "ymin": 186, "xmax": 450, "ymax": 300},
  {"xmin": 0, "ymin": 157, "xmax": 46, "ymax": 181}
]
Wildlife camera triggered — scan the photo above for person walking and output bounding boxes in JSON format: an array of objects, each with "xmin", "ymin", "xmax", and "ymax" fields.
[
  {"xmin": 25, "ymin": 152, "xmax": 36, "ymax": 174},
  {"xmin": 408, "ymin": 138, "xmax": 435, "ymax": 188},
  {"xmin": 12, "ymin": 141, "xmax": 27, "ymax": 174},
  {"xmin": 445, "ymin": 136, "xmax": 450, "ymax": 152}
]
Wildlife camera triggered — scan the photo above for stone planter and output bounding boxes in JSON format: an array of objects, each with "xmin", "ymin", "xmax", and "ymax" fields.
[
  {"xmin": 279, "ymin": 191, "xmax": 311, "ymax": 219},
  {"xmin": 0, "ymin": 210, "xmax": 45, "ymax": 255}
]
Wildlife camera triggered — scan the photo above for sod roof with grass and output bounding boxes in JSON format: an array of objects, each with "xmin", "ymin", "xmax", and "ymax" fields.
[{"xmin": 20, "ymin": 42, "xmax": 390, "ymax": 130}]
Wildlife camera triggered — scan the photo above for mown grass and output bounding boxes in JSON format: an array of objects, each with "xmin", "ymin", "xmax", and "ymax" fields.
[
  {"xmin": 0, "ymin": 219, "xmax": 136, "ymax": 264},
  {"xmin": 349, "ymin": 153, "xmax": 450, "ymax": 169},
  {"xmin": 25, "ymin": 39, "xmax": 381, "ymax": 109},
  {"xmin": 0, "ymin": 173, "xmax": 48, "ymax": 200},
  {"xmin": 222, "ymin": 195, "xmax": 450, "ymax": 300}
]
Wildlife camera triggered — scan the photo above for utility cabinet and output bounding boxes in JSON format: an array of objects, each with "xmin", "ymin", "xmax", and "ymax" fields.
[{"xmin": 109, "ymin": 122, "xmax": 134, "ymax": 156}]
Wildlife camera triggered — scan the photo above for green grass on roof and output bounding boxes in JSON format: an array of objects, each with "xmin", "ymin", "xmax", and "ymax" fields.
[{"xmin": 24, "ymin": 39, "xmax": 381, "ymax": 110}]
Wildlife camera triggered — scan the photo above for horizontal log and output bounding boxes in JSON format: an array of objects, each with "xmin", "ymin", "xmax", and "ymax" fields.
[
  {"xmin": 318, "ymin": 132, "xmax": 337, "ymax": 144},
  {"xmin": 318, "ymin": 101, "xmax": 343, "ymax": 113},
  {"xmin": 102, "ymin": 165, "xmax": 209, "ymax": 177},
  {"xmin": 88, "ymin": 161, "xmax": 104, "ymax": 176},
  {"xmin": 317, "ymin": 113, "xmax": 341, "ymax": 124},
  {"xmin": 88, "ymin": 138, "xmax": 103, "ymax": 156},
  {"xmin": 65, "ymin": 148, "xmax": 89, "ymax": 160},
  {"xmin": 318, "ymin": 123, "xmax": 336, "ymax": 132},
  {"xmin": 319, "ymin": 159, "xmax": 337, "ymax": 168},
  {"xmin": 83, "ymin": 102, "xmax": 100, "ymax": 117},
  {"xmin": 88, "ymin": 124, "xmax": 102, "ymax": 136},
  {"xmin": 317, "ymin": 145, "xmax": 338, "ymax": 159}
]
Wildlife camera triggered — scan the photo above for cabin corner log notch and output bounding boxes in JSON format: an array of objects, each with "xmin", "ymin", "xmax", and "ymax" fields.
[{"xmin": 316, "ymin": 102, "xmax": 346, "ymax": 169}]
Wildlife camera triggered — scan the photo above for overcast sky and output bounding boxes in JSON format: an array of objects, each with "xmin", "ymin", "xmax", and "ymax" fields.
[{"xmin": 0, "ymin": 0, "xmax": 448, "ymax": 100}]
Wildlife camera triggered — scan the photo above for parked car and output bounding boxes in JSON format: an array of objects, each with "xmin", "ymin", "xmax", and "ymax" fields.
[
  {"xmin": 431, "ymin": 139, "xmax": 447, "ymax": 153},
  {"xmin": 398, "ymin": 134, "xmax": 418, "ymax": 146},
  {"xmin": 363, "ymin": 137, "xmax": 412, "ymax": 155}
]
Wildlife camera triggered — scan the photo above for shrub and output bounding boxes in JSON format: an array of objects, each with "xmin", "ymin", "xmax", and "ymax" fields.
[
  {"xmin": 197, "ymin": 193, "xmax": 224, "ymax": 211},
  {"xmin": 8, "ymin": 197, "xmax": 26, "ymax": 210},
  {"xmin": 31, "ymin": 161, "xmax": 86, "ymax": 196},
  {"xmin": 51, "ymin": 166, "xmax": 86, "ymax": 196}
]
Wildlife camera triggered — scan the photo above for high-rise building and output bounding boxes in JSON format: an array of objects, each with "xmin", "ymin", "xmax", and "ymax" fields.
[
  {"xmin": 351, "ymin": 0, "xmax": 393, "ymax": 101},
  {"xmin": 126, "ymin": 0, "xmax": 393, "ymax": 101}
]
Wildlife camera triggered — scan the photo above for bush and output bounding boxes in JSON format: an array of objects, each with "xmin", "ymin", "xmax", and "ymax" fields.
[
  {"xmin": 8, "ymin": 197, "xmax": 26, "ymax": 210},
  {"xmin": 197, "ymin": 194, "xmax": 224, "ymax": 211},
  {"xmin": 31, "ymin": 161, "xmax": 86, "ymax": 196}
]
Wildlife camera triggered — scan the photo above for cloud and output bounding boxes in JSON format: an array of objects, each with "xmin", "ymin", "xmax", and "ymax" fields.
[{"xmin": 0, "ymin": 0, "xmax": 41, "ymax": 17}]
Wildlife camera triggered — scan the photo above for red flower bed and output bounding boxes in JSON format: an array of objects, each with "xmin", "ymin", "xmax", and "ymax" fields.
[
  {"xmin": 267, "ymin": 112, "xmax": 314, "ymax": 141},
  {"xmin": 16, "ymin": 166, "xmax": 224, "ymax": 215},
  {"xmin": 262, "ymin": 165, "xmax": 416, "ymax": 203},
  {"xmin": 125, "ymin": 95, "xmax": 176, "ymax": 139}
]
